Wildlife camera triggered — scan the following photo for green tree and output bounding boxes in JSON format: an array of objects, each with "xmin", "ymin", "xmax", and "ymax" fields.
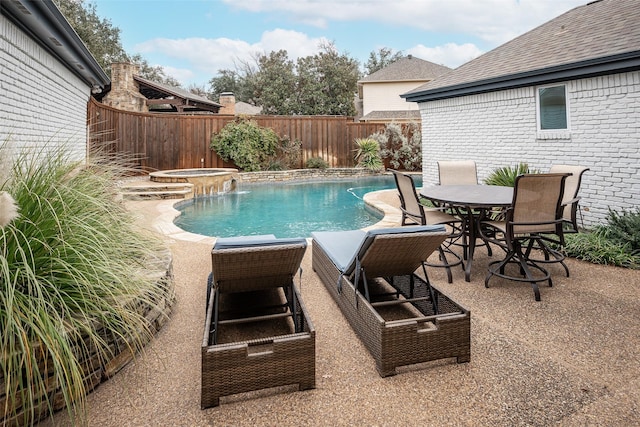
[
  {"xmin": 207, "ymin": 43, "xmax": 360, "ymax": 116},
  {"xmin": 54, "ymin": 0, "xmax": 127, "ymax": 72},
  {"xmin": 209, "ymin": 69, "xmax": 243, "ymax": 99},
  {"xmin": 364, "ymin": 47, "xmax": 404, "ymax": 75},
  {"xmin": 209, "ymin": 58, "xmax": 260, "ymax": 105},
  {"xmin": 128, "ymin": 53, "xmax": 182, "ymax": 87},
  {"xmin": 187, "ymin": 84, "xmax": 208, "ymax": 98},
  {"xmin": 56, "ymin": 0, "xmax": 183, "ymax": 87},
  {"xmin": 255, "ymin": 50, "xmax": 298, "ymax": 115},
  {"xmin": 295, "ymin": 42, "xmax": 360, "ymax": 116}
]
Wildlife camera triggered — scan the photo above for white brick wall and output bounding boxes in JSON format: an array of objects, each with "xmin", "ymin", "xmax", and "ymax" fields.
[
  {"xmin": 417, "ymin": 71, "xmax": 640, "ymax": 227},
  {"xmin": 1, "ymin": 15, "xmax": 90, "ymax": 161}
]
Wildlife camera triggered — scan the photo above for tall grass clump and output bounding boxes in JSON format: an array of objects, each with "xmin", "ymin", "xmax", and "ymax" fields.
[{"xmin": 1, "ymin": 144, "xmax": 166, "ymax": 425}]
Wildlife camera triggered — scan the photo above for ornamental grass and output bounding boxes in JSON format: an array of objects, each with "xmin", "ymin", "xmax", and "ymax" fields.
[{"xmin": 1, "ymin": 143, "xmax": 166, "ymax": 426}]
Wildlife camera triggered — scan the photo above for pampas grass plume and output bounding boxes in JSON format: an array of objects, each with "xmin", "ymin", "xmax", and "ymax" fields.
[{"xmin": 0, "ymin": 191, "xmax": 19, "ymax": 227}]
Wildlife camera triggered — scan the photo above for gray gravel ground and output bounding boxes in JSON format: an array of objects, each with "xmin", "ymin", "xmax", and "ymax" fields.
[{"xmin": 40, "ymin": 192, "xmax": 640, "ymax": 427}]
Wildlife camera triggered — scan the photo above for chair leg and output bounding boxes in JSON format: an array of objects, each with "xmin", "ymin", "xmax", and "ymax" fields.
[
  {"xmin": 424, "ymin": 244, "xmax": 463, "ymax": 284},
  {"xmin": 287, "ymin": 283, "xmax": 300, "ymax": 333},
  {"xmin": 421, "ymin": 263, "xmax": 438, "ymax": 314},
  {"xmin": 485, "ymin": 250, "xmax": 516, "ymax": 288},
  {"xmin": 512, "ymin": 250, "xmax": 542, "ymax": 301},
  {"xmin": 484, "ymin": 239, "xmax": 493, "ymax": 257},
  {"xmin": 485, "ymin": 244, "xmax": 552, "ymax": 301},
  {"xmin": 526, "ymin": 238, "xmax": 570, "ymax": 277},
  {"xmin": 212, "ymin": 287, "xmax": 220, "ymax": 344},
  {"xmin": 540, "ymin": 241, "xmax": 570, "ymax": 277},
  {"xmin": 206, "ymin": 272, "xmax": 213, "ymax": 313},
  {"xmin": 438, "ymin": 246, "xmax": 453, "ymax": 283}
]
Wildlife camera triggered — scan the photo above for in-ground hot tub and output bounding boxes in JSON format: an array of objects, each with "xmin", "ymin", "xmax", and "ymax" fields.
[{"xmin": 150, "ymin": 168, "xmax": 239, "ymax": 197}]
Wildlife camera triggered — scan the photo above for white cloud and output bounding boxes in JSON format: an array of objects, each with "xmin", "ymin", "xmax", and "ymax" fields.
[
  {"xmin": 134, "ymin": 0, "xmax": 588, "ymax": 85},
  {"xmin": 134, "ymin": 29, "xmax": 326, "ymax": 86},
  {"xmin": 222, "ymin": 0, "xmax": 586, "ymax": 45},
  {"xmin": 407, "ymin": 43, "xmax": 484, "ymax": 69},
  {"xmin": 135, "ymin": 37, "xmax": 255, "ymax": 73},
  {"xmin": 160, "ymin": 65, "xmax": 195, "ymax": 86},
  {"xmin": 259, "ymin": 29, "xmax": 329, "ymax": 59}
]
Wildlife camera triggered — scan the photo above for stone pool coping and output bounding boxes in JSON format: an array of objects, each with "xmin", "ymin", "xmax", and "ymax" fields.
[{"xmin": 141, "ymin": 188, "xmax": 402, "ymax": 244}]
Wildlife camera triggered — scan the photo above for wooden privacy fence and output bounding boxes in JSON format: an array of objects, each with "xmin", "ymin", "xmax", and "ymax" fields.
[{"xmin": 87, "ymin": 99, "xmax": 391, "ymax": 171}]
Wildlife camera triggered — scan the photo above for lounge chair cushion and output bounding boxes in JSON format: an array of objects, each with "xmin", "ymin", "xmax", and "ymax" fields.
[
  {"xmin": 312, "ymin": 225, "xmax": 446, "ymax": 276},
  {"xmin": 213, "ymin": 235, "xmax": 307, "ymax": 250},
  {"xmin": 311, "ymin": 229, "xmax": 367, "ymax": 273}
]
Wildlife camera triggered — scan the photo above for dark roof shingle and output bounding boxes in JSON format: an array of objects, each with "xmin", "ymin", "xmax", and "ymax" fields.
[
  {"xmin": 359, "ymin": 55, "xmax": 451, "ymax": 83},
  {"xmin": 404, "ymin": 0, "xmax": 640, "ymax": 101},
  {"xmin": 359, "ymin": 110, "xmax": 421, "ymax": 121}
]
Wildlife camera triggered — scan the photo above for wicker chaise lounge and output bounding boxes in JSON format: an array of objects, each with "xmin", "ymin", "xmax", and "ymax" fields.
[
  {"xmin": 311, "ymin": 225, "xmax": 470, "ymax": 377},
  {"xmin": 202, "ymin": 235, "xmax": 315, "ymax": 408}
]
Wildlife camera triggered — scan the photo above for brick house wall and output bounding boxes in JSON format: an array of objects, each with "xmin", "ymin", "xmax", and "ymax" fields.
[
  {"xmin": 0, "ymin": 15, "xmax": 91, "ymax": 161},
  {"xmin": 418, "ymin": 70, "xmax": 640, "ymax": 226}
]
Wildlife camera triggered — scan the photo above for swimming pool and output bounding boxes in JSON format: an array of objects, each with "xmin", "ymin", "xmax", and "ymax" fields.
[{"xmin": 174, "ymin": 175, "xmax": 421, "ymax": 238}]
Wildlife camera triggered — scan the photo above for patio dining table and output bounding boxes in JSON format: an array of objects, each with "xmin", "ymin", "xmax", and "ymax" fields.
[{"xmin": 420, "ymin": 185, "xmax": 513, "ymax": 282}]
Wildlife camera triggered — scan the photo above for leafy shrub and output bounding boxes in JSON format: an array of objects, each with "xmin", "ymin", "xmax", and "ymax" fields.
[
  {"xmin": 0, "ymin": 144, "xmax": 166, "ymax": 425},
  {"xmin": 211, "ymin": 118, "xmax": 280, "ymax": 171},
  {"xmin": 483, "ymin": 163, "xmax": 540, "ymax": 187},
  {"xmin": 594, "ymin": 208, "xmax": 640, "ymax": 255},
  {"xmin": 370, "ymin": 122, "xmax": 422, "ymax": 171},
  {"xmin": 306, "ymin": 157, "xmax": 329, "ymax": 169},
  {"xmin": 354, "ymin": 138, "xmax": 383, "ymax": 171},
  {"xmin": 564, "ymin": 232, "xmax": 640, "ymax": 269},
  {"xmin": 563, "ymin": 207, "xmax": 640, "ymax": 269},
  {"xmin": 274, "ymin": 136, "xmax": 302, "ymax": 169},
  {"xmin": 266, "ymin": 160, "xmax": 284, "ymax": 170}
]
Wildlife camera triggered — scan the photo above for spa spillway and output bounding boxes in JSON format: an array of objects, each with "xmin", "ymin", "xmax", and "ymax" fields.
[{"xmin": 149, "ymin": 168, "xmax": 239, "ymax": 197}]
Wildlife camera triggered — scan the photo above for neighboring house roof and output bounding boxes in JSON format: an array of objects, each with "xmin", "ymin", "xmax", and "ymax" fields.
[
  {"xmin": 134, "ymin": 76, "xmax": 222, "ymax": 113},
  {"xmin": 403, "ymin": 0, "xmax": 640, "ymax": 103},
  {"xmin": 235, "ymin": 102, "xmax": 262, "ymax": 115},
  {"xmin": 359, "ymin": 55, "xmax": 451, "ymax": 83},
  {"xmin": 358, "ymin": 55, "xmax": 450, "ymax": 122},
  {"xmin": 1, "ymin": 0, "xmax": 110, "ymax": 92},
  {"xmin": 359, "ymin": 110, "xmax": 421, "ymax": 122}
]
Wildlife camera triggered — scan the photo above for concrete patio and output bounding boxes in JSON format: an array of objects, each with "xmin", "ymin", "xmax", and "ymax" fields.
[{"xmin": 41, "ymin": 190, "xmax": 640, "ymax": 426}]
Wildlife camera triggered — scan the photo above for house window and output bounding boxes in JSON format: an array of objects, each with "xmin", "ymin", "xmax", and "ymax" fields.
[{"xmin": 537, "ymin": 85, "xmax": 568, "ymax": 130}]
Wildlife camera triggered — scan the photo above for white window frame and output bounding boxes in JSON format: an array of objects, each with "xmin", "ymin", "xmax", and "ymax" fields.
[{"xmin": 536, "ymin": 84, "xmax": 571, "ymax": 133}]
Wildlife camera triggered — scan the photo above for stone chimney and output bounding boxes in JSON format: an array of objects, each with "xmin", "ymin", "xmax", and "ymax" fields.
[
  {"xmin": 102, "ymin": 62, "xmax": 148, "ymax": 113},
  {"xmin": 218, "ymin": 92, "xmax": 236, "ymax": 115}
]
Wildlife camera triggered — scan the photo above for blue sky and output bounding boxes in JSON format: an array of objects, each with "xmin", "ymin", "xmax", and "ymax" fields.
[{"xmin": 93, "ymin": 0, "xmax": 587, "ymax": 88}]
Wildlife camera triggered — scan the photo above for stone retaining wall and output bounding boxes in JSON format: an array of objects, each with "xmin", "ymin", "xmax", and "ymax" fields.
[{"xmin": 238, "ymin": 168, "xmax": 382, "ymax": 184}]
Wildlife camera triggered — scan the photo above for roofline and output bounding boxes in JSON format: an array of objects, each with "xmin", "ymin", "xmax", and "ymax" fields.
[
  {"xmin": 1, "ymin": 0, "xmax": 110, "ymax": 91},
  {"xmin": 133, "ymin": 76, "xmax": 223, "ymax": 108},
  {"xmin": 402, "ymin": 50, "xmax": 640, "ymax": 103},
  {"xmin": 358, "ymin": 78, "xmax": 433, "ymax": 84}
]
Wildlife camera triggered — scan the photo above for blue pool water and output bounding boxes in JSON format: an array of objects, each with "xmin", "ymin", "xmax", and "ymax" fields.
[{"xmin": 174, "ymin": 175, "xmax": 422, "ymax": 238}]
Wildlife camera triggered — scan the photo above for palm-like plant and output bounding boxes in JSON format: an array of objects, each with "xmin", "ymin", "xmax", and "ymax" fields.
[
  {"xmin": 1, "ymin": 143, "xmax": 167, "ymax": 425},
  {"xmin": 483, "ymin": 163, "xmax": 539, "ymax": 187},
  {"xmin": 354, "ymin": 138, "xmax": 383, "ymax": 171}
]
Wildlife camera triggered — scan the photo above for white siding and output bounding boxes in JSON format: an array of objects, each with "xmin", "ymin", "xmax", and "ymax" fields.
[
  {"xmin": 417, "ymin": 70, "xmax": 640, "ymax": 226},
  {"xmin": 1, "ymin": 15, "xmax": 90, "ymax": 161},
  {"xmin": 362, "ymin": 81, "xmax": 424, "ymax": 115}
]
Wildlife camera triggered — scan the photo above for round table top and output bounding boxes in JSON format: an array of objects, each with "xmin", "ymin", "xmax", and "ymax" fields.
[{"xmin": 420, "ymin": 184, "xmax": 513, "ymax": 208}]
